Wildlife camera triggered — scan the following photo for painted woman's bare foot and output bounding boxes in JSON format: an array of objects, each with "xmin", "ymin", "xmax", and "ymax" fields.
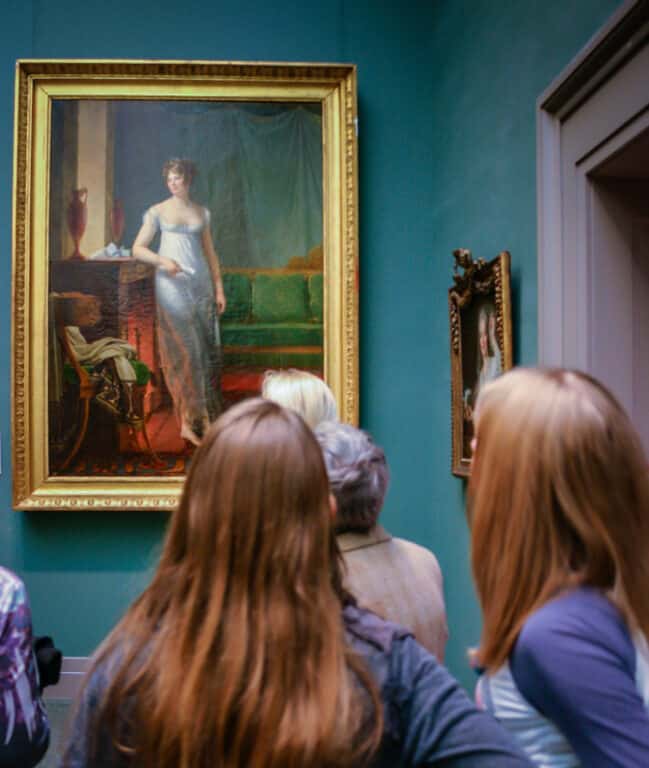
[{"xmin": 180, "ymin": 421, "xmax": 201, "ymax": 446}]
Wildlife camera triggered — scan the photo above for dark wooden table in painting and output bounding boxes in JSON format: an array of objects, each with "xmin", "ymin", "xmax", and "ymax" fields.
[{"xmin": 50, "ymin": 260, "xmax": 154, "ymax": 350}]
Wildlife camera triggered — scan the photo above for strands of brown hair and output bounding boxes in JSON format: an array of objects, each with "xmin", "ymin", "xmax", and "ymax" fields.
[
  {"xmin": 470, "ymin": 368, "xmax": 649, "ymax": 671},
  {"xmin": 79, "ymin": 399, "xmax": 381, "ymax": 768}
]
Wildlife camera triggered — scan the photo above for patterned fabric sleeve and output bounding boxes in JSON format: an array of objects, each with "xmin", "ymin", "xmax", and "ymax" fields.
[{"xmin": 0, "ymin": 568, "xmax": 49, "ymax": 767}]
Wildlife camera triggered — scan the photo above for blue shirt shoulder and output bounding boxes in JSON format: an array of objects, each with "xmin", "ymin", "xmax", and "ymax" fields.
[{"xmin": 510, "ymin": 587, "xmax": 649, "ymax": 767}]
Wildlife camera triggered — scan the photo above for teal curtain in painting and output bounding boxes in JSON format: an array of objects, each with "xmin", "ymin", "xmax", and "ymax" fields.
[{"xmin": 114, "ymin": 102, "xmax": 323, "ymax": 268}]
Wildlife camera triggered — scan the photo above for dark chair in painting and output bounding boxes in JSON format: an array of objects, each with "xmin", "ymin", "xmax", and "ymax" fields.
[{"xmin": 49, "ymin": 292, "xmax": 154, "ymax": 472}]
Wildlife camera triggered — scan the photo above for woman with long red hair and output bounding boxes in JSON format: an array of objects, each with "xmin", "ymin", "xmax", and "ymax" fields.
[
  {"xmin": 62, "ymin": 398, "xmax": 529, "ymax": 768},
  {"xmin": 471, "ymin": 368, "xmax": 649, "ymax": 767}
]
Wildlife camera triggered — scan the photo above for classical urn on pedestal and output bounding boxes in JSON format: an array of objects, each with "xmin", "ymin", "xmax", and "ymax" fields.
[{"xmin": 67, "ymin": 187, "xmax": 88, "ymax": 260}]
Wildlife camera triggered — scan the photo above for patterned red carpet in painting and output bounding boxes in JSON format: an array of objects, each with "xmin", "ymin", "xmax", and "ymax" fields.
[
  {"xmin": 62, "ymin": 409, "xmax": 192, "ymax": 476},
  {"xmin": 59, "ymin": 372, "xmax": 266, "ymax": 476}
]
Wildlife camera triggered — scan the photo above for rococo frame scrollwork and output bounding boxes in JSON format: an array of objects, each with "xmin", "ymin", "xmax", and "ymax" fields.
[
  {"xmin": 448, "ymin": 249, "xmax": 513, "ymax": 477},
  {"xmin": 12, "ymin": 59, "xmax": 359, "ymax": 510}
]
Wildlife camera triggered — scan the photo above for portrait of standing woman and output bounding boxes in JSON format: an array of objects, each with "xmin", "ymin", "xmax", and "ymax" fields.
[
  {"xmin": 477, "ymin": 307, "xmax": 501, "ymax": 391},
  {"xmin": 464, "ymin": 304, "xmax": 502, "ymax": 425},
  {"xmin": 133, "ymin": 158, "xmax": 226, "ymax": 446}
]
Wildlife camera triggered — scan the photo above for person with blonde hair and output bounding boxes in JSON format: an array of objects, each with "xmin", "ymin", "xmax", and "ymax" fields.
[
  {"xmin": 470, "ymin": 368, "xmax": 649, "ymax": 767},
  {"xmin": 62, "ymin": 399, "xmax": 531, "ymax": 768},
  {"xmin": 261, "ymin": 368, "xmax": 337, "ymax": 428}
]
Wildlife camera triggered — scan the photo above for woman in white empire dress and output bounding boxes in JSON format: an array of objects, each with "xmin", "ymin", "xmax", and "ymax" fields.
[
  {"xmin": 133, "ymin": 158, "xmax": 227, "ymax": 446},
  {"xmin": 476, "ymin": 306, "xmax": 502, "ymax": 394},
  {"xmin": 464, "ymin": 306, "xmax": 502, "ymax": 424}
]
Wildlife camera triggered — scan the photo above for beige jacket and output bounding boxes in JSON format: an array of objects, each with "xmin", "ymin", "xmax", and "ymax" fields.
[{"xmin": 338, "ymin": 525, "xmax": 448, "ymax": 661}]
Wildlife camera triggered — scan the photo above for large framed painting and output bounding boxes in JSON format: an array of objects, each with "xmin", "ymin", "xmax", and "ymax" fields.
[
  {"xmin": 12, "ymin": 59, "xmax": 359, "ymax": 509},
  {"xmin": 448, "ymin": 249, "xmax": 513, "ymax": 477}
]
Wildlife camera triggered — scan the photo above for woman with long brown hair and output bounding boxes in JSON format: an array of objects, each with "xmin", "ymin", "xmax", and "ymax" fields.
[
  {"xmin": 62, "ymin": 398, "xmax": 530, "ymax": 768},
  {"xmin": 471, "ymin": 368, "xmax": 649, "ymax": 767}
]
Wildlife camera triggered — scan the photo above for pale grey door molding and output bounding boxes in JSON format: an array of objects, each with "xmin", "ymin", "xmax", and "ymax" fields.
[{"xmin": 537, "ymin": 0, "xmax": 649, "ymax": 368}]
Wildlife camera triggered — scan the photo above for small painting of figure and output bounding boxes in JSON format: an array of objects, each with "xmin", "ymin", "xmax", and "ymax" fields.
[
  {"xmin": 449, "ymin": 248, "xmax": 512, "ymax": 475},
  {"xmin": 463, "ymin": 303, "xmax": 502, "ymax": 427}
]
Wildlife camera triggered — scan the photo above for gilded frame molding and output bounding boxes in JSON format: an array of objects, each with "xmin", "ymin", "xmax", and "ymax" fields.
[
  {"xmin": 12, "ymin": 59, "xmax": 359, "ymax": 509},
  {"xmin": 448, "ymin": 249, "xmax": 513, "ymax": 477}
]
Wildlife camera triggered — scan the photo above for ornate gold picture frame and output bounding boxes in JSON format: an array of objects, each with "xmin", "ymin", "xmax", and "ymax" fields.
[
  {"xmin": 12, "ymin": 59, "xmax": 359, "ymax": 509},
  {"xmin": 449, "ymin": 249, "xmax": 513, "ymax": 477}
]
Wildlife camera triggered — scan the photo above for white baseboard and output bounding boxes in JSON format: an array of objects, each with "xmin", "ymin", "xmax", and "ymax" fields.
[{"xmin": 43, "ymin": 657, "xmax": 90, "ymax": 701}]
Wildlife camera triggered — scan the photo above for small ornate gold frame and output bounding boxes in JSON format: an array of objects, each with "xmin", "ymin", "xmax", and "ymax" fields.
[
  {"xmin": 12, "ymin": 59, "xmax": 359, "ymax": 509},
  {"xmin": 448, "ymin": 249, "xmax": 513, "ymax": 477}
]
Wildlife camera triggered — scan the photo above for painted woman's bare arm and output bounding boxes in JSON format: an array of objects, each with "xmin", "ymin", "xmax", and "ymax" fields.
[
  {"xmin": 202, "ymin": 226, "xmax": 226, "ymax": 314},
  {"xmin": 132, "ymin": 212, "xmax": 180, "ymax": 275}
]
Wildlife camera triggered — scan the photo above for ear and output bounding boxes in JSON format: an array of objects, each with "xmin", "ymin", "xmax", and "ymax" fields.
[{"xmin": 328, "ymin": 493, "xmax": 337, "ymax": 520}]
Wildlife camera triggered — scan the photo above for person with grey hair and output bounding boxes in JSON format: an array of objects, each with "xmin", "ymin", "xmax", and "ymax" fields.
[{"xmin": 316, "ymin": 421, "xmax": 448, "ymax": 661}]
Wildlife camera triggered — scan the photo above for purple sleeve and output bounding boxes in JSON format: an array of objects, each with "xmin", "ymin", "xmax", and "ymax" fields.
[
  {"xmin": 0, "ymin": 571, "xmax": 49, "ymax": 767},
  {"xmin": 510, "ymin": 588, "xmax": 649, "ymax": 768}
]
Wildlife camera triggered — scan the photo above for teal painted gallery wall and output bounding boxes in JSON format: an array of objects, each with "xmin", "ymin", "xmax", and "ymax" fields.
[
  {"xmin": 0, "ymin": 0, "xmax": 621, "ymax": 690},
  {"xmin": 424, "ymin": 0, "xmax": 622, "ymax": 684}
]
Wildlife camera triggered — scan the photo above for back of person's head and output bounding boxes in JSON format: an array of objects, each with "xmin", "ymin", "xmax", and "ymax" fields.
[
  {"xmin": 315, "ymin": 421, "xmax": 389, "ymax": 534},
  {"xmin": 262, "ymin": 369, "xmax": 337, "ymax": 429},
  {"xmin": 88, "ymin": 399, "xmax": 380, "ymax": 768},
  {"xmin": 470, "ymin": 367, "xmax": 649, "ymax": 671}
]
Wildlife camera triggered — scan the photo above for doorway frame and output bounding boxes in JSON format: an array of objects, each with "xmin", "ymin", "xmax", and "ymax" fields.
[{"xmin": 537, "ymin": 0, "xmax": 649, "ymax": 368}]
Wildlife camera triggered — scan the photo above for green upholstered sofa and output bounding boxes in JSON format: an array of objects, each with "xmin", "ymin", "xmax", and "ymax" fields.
[{"xmin": 221, "ymin": 269, "xmax": 323, "ymax": 370}]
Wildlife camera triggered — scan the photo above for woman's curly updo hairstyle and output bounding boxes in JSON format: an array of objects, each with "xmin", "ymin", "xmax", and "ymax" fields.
[
  {"xmin": 315, "ymin": 421, "xmax": 389, "ymax": 534},
  {"xmin": 162, "ymin": 157, "xmax": 197, "ymax": 186}
]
